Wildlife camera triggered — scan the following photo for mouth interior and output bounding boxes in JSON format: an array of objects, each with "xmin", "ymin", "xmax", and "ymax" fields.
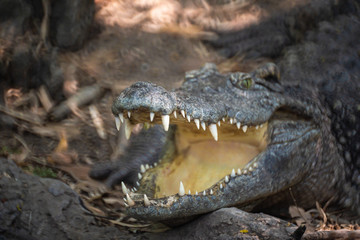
[{"xmin": 153, "ymin": 122, "xmax": 268, "ymax": 198}]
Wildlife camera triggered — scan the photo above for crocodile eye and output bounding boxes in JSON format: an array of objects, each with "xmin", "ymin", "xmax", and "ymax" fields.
[
  {"xmin": 239, "ymin": 78, "xmax": 253, "ymax": 89},
  {"xmin": 230, "ymin": 73, "xmax": 253, "ymax": 90}
]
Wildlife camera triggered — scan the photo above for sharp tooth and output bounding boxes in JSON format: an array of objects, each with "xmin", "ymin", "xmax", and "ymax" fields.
[
  {"xmin": 222, "ymin": 117, "xmax": 226, "ymax": 122},
  {"xmin": 179, "ymin": 181, "xmax": 185, "ymax": 196},
  {"xmin": 243, "ymin": 169, "xmax": 248, "ymax": 174},
  {"xmin": 236, "ymin": 122, "xmax": 241, "ymax": 129},
  {"xmin": 144, "ymin": 194, "xmax": 150, "ymax": 206},
  {"xmin": 150, "ymin": 112, "xmax": 155, "ymax": 122},
  {"xmin": 127, "ymin": 112, "xmax": 131, "ymax": 118},
  {"xmin": 188, "ymin": 190, "xmax": 191, "ymax": 194},
  {"xmin": 124, "ymin": 119, "xmax": 132, "ymax": 139},
  {"xmin": 253, "ymin": 162, "xmax": 258, "ymax": 168},
  {"xmin": 119, "ymin": 113, "xmax": 124, "ymax": 123},
  {"xmin": 161, "ymin": 115, "xmax": 170, "ymax": 131},
  {"xmin": 225, "ymin": 175, "xmax": 229, "ymax": 183},
  {"xmin": 154, "ymin": 162, "xmax": 157, "ymax": 167},
  {"xmin": 260, "ymin": 124, "xmax": 264, "ymax": 128},
  {"xmin": 133, "ymin": 187, "xmax": 137, "ymax": 192},
  {"xmin": 249, "ymin": 166, "xmax": 254, "ymax": 172},
  {"xmin": 181, "ymin": 110, "xmax": 186, "ymax": 118},
  {"xmin": 195, "ymin": 191, "xmax": 198, "ymax": 195},
  {"xmin": 237, "ymin": 168, "xmax": 242, "ymax": 175},
  {"xmin": 115, "ymin": 116, "xmax": 121, "ymax": 131},
  {"xmin": 140, "ymin": 164, "xmax": 146, "ymax": 173},
  {"xmin": 201, "ymin": 122, "xmax": 206, "ymax": 131},
  {"xmin": 209, "ymin": 124, "xmax": 218, "ymax": 141},
  {"xmin": 126, "ymin": 193, "xmax": 135, "ymax": 206},
  {"xmin": 173, "ymin": 111, "xmax": 177, "ymax": 118},
  {"xmin": 186, "ymin": 114, "xmax": 191, "ymax": 122},
  {"xmin": 255, "ymin": 125, "xmax": 259, "ymax": 129},
  {"xmin": 124, "ymin": 202, "xmax": 129, "ymax": 207},
  {"xmin": 220, "ymin": 184, "xmax": 223, "ymax": 189},
  {"xmin": 203, "ymin": 190, "xmax": 206, "ymax": 195},
  {"xmin": 217, "ymin": 121, "xmax": 221, "ymax": 127},
  {"xmin": 136, "ymin": 181, "xmax": 140, "ymax": 186},
  {"xmin": 242, "ymin": 125, "xmax": 248, "ymax": 132},
  {"xmin": 123, "ymin": 197, "xmax": 127, "ymax": 202},
  {"xmin": 121, "ymin": 182, "xmax": 129, "ymax": 195},
  {"xmin": 138, "ymin": 173, "xmax": 142, "ymax": 179},
  {"xmin": 210, "ymin": 189, "xmax": 213, "ymax": 195},
  {"xmin": 231, "ymin": 169, "xmax": 236, "ymax": 177},
  {"xmin": 230, "ymin": 118, "xmax": 233, "ymax": 124},
  {"xmin": 145, "ymin": 164, "xmax": 149, "ymax": 170},
  {"xmin": 194, "ymin": 119, "xmax": 200, "ymax": 129}
]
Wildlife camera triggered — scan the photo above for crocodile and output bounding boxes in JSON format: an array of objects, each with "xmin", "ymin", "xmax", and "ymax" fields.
[
  {"xmin": 90, "ymin": 58, "xmax": 360, "ymax": 223},
  {"xmin": 90, "ymin": 14, "xmax": 360, "ymax": 223}
]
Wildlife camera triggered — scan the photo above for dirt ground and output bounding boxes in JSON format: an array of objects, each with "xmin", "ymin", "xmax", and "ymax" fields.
[{"xmin": 1, "ymin": 0, "xmax": 360, "ymax": 239}]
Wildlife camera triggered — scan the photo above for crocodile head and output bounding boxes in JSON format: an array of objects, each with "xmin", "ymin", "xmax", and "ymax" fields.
[{"xmin": 111, "ymin": 63, "xmax": 326, "ymax": 223}]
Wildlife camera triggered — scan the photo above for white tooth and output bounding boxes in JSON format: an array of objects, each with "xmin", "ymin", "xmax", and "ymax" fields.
[
  {"xmin": 126, "ymin": 193, "xmax": 135, "ymax": 206},
  {"xmin": 136, "ymin": 181, "xmax": 140, "ymax": 186},
  {"xmin": 144, "ymin": 194, "xmax": 150, "ymax": 206},
  {"xmin": 255, "ymin": 125, "xmax": 259, "ymax": 129},
  {"xmin": 127, "ymin": 111, "xmax": 131, "ymax": 118},
  {"xmin": 242, "ymin": 125, "xmax": 248, "ymax": 133},
  {"xmin": 243, "ymin": 169, "xmax": 248, "ymax": 174},
  {"xmin": 154, "ymin": 163, "xmax": 157, "ymax": 167},
  {"xmin": 123, "ymin": 197, "xmax": 127, "ymax": 202},
  {"xmin": 237, "ymin": 168, "xmax": 242, "ymax": 175},
  {"xmin": 209, "ymin": 124, "xmax": 218, "ymax": 141},
  {"xmin": 133, "ymin": 187, "xmax": 137, "ymax": 192},
  {"xmin": 217, "ymin": 121, "xmax": 221, "ymax": 127},
  {"xmin": 210, "ymin": 189, "xmax": 213, "ymax": 195},
  {"xmin": 194, "ymin": 119, "xmax": 200, "ymax": 129},
  {"xmin": 260, "ymin": 124, "xmax": 264, "ymax": 128},
  {"xmin": 150, "ymin": 112, "xmax": 155, "ymax": 122},
  {"xmin": 186, "ymin": 114, "xmax": 191, "ymax": 122},
  {"xmin": 222, "ymin": 117, "xmax": 226, "ymax": 122},
  {"xmin": 231, "ymin": 169, "xmax": 236, "ymax": 177},
  {"xmin": 236, "ymin": 122, "xmax": 241, "ymax": 129},
  {"xmin": 150, "ymin": 165, "xmax": 153, "ymax": 168},
  {"xmin": 203, "ymin": 190, "xmax": 206, "ymax": 195},
  {"xmin": 234, "ymin": 118, "xmax": 237, "ymax": 123},
  {"xmin": 249, "ymin": 166, "xmax": 254, "ymax": 172},
  {"xmin": 253, "ymin": 162, "xmax": 258, "ymax": 168},
  {"xmin": 220, "ymin": 184, "xmax": 223, "ymax": 189},
  {"xmin": 124, "ymin": 202, "xmax": 129, "ymax": 207},
  {"xmin": 115, "ymin": 116, "xmax": 121, "ymax": 131},
  {"xmin": 119, "ymin": 113, "xmax": 124, "ymax": 123},
  {"xmin": 188, "ymin": 190, "xmax": 191, "ymax": 194},
  {"xmin": 201, "ymin": 122, "xmax": 206, "ymax": 131},
  {"xmin": 181, "ymin": 110, "xmax": 186, "ymax": 118},
  {"xmin": 195, "ymin": 191, "xmax": 198, "ymax": 195},
  {"xmin": 138, "ymin": 173, "xmax": 142, "ymax": 179},
  {"xmin": 230, "ymin": 118, "xmax": 234, "ymax": 124},
  {"xmin": 140, "ymin": 164, "xmax": 146, "ymax": 173},
  {"xmin": 225, "ymin": 175, "xmax": 229, "ymax": 183},
  {"xmin": 121, "ymin": 182, "xmax": 129, "ymax": 195},
  {"xmin": 179, "ymin": 181, "xmax": 185, "ymax": 196},
  {"xmin": 145, "ymin": 164, "xmax": 149, "ymax": 170},
  {"xmin": 173, "ymin": 111, "xmax": 177, "ymax": 118},
  {"xmin": 161, "ymin": 115, "xmax": 170, "ymax": 131},
  {"xmin": 124, "ymin": 119, "xmax": 132, "ymax": 139}
]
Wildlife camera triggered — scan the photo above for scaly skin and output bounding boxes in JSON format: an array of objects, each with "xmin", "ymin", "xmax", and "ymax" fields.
[{"xmin": 90, "ymin": 12, "xmax": 360, "ymax": 223}]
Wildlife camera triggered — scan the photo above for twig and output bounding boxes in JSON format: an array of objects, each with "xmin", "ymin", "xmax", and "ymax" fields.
[
  {"xmin": 301, "ymin": 230, "xmax": 360, "ymax": 240},
  {"xmin": 0, "ymin": 105, "xmax": 43, "ymax": 125},
  {"xmin": 48, "ymin": 84, "xmax": 106, "ymax": 121}
]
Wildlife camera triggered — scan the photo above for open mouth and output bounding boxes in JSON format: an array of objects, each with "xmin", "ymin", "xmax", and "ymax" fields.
[{"xmin": 115, "ymin": 109, "xmax": 268, "ymax": 201}]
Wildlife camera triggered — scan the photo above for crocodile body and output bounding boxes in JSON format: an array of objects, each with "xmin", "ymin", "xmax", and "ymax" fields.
[{"xmin": 90, "ymin": 9, "xmax": 360, "ymax": 223}]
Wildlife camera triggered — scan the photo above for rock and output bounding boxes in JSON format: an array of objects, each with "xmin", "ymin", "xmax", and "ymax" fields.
[
  {"xmin": 155, "ymin": 208, "xmax": 298, "ymax": 240},
  {"xmin": 0, "ymin": 158, "xmax": 298, "ymax": 239}
]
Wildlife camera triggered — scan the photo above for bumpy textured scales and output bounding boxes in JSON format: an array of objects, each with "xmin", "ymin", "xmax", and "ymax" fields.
[{"xmin": 90, "ymin": 12, "xmax": 360, "ymax": 223}]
